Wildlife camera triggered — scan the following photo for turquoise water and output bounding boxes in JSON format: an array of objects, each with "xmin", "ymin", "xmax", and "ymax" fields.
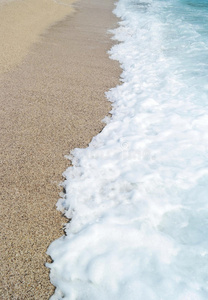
[
  {"xmin": 127, "ymin": 0, "xmax": 208, "ymax": 102},
  {"xmin": 162, "ymin": 0, "xmax": 208, "ymax": 92}
]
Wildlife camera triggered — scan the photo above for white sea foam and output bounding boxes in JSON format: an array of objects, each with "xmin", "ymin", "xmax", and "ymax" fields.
[{"xmin": 47, "ymin": 0, "xmax": 208, "ymax": 299}]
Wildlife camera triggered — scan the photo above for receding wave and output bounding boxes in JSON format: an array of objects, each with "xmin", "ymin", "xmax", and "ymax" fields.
[{"xmin": 47, "ymin": 0, "xmax": 208, "ymax": 299}]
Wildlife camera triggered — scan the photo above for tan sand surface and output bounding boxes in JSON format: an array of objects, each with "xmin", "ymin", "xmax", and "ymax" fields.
[
  {"xmin": 0, "ymin": 0, "xmax": 75, "ymax": 73},
  {"xmin": 0, "ymin": 0, "xmax": 120, "ymax": 298}
]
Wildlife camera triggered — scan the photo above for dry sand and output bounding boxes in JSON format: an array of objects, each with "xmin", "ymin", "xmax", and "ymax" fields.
[
  {"xmin": 0, "ymin": 0, "xmax": 120, "ymax": 298},
  {"xmin": 0, "ymin": 0, "xmax": 75, "ymax": 73}
]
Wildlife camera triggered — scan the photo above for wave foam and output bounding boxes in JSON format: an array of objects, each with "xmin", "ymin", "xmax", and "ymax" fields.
[{"xmin": 47, "ymin": 0, "xmax": 208, "ymax": 299}]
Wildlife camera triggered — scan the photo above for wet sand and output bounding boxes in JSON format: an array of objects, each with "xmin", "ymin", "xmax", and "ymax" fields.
[{"xmin": 0, "ymin": 0, "xmax": 120, "ymax": 299}]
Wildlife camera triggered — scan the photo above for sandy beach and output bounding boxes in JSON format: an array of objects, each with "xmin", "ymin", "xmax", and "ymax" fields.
[{"xmin": 0, "ymin": 0, "xmax": 120, "ymax": 298}]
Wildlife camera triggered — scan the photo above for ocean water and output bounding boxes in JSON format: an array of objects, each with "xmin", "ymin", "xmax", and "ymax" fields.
[{"xmin": 47, "ymin": 0, "xmax": 208, "ymax": 299}]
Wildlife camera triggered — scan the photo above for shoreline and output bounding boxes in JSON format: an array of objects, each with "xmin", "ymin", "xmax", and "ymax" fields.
[{"xmin": 0, "ymin": 0, "xmax": 120, "ymax": 298}]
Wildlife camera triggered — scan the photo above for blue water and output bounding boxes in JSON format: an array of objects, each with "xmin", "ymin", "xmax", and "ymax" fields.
[
  {"xmin": 163, "ymin": 0, "xmax": 208, "ymax": 93},
  {"xmin": 123, "ymin": 0, "xmax": 208, "ymax": 104},
  {"xmin": 137, "ymin": 0, "xmax": 207, "ymax": 81}
]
